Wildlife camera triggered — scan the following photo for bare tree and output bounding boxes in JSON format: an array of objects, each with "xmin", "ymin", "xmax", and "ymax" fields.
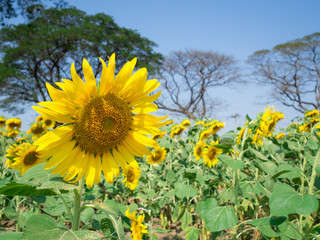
[
  {"xmin": 248, "ymin": 33, "xmax": 320, "ymax": 113},
  {"xmin": 156, "ymin": 49, "xmax": 240, "ymax": 119}
]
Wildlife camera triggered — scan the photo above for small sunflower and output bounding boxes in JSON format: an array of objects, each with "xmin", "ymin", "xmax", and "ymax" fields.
[
  {"xmin": 14, "ymin": 143, "xmax": 46, "ymax": 175},
  {"xmin": 146, "ymin": 146, "xmax": 167, "ymax": 164},
  {"xmin": 27, "ymin": 123, "xmax": 47, "ymax": 139},
  {"xmin": 152, "ymin": 131, "xmax": 167, "ymax": 140},
  {"xmin": 32, "ymin": 54, "xmax": 166, "ymax": 188},
  {"xmin": 5, "ymin": 143, "xmax": 22, "ymax": 169},
  {"xmin": 5, "ymin": 118, "xmax": 22, "ymax": 131},
  {"xmin": 194, "ymin": 141, "xmax": 205, "ymax": 161},
  {"xmin": 123, "ymin": 164, "xmax": 141, "ymax": 190},
  {"xmin": 36, "ymin": 116, "xmax": 44, "ymax": 122},
  {"xmin": 0, "ymin": 117, "xmax": 6, "ymax": 128},
  {"xmin": 203, "ymin": 141, "xmax": 222, "ymax": 168},
  {"xmin": 275, "ymin": 133, "xmax": 285, "ymax": 139},
  {"xmin": 43, "ymin": 117, "xmax": 56, "ymax": 128},
  {"xmin": 170, "ymin": 125, "xmax": 186, "ymax": 138},
  {"xmin": 125, "ymin": 209, "xmax": 148, "ymax": 240},
  {"xmin": 16, "ymin": 137, "xmax": 28, "ymax": 144},
  {"xmin": 180, "ymin": 119, "xmax": 191, "ymax": 127},
  {"xmin": 199, "ymin": 128, "xmax": 212, "ymax": 141},
  {"xmin": 210, "ymin": 121, "xmax": 225, "ymax": 134},
  {"xmin": 6, "ymin": 129, "xmax": 20, "ymax": 138},
  {"xmin": 195, "ymin": 120, "xmax": 205, "ymax": 126},
  {"xmin": 305, "ymin": 110, "xmax": 319, "ymax": 118}
]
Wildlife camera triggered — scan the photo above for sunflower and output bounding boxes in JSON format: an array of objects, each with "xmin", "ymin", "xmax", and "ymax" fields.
[
  {"xmin": 170, "ymin": 125, "xmax": 186, "ymax": 138},
  {"xmin": 210, "ymin": 121, "xmax": 225, "ymax": 134},
  {"xmin": 199, "ymin": 128, "xmax": 212, "ymax": 141},
  {"xmin": 16, "ymin": 137, "xmax": 28, "ymax": 144},
  {"xmin": 32, "ymin": 54, "xmax": 166, "ymax": 188},
  {"xmin": 193, "ymin": 141, "xmax": 205, "ymax": 161},
  {"xmin": 0, "ymin": 117, "xmax": 6, "ymax": 128},
  {"xmin": 36, "ymin": 116, "xmax": 43, "ymax": 122},
  {"xmin": 152, "ymin": 131, "xmax": 167, "ymax": 140},
  {"xmin": 27, "ymin": 123, "xmax": 47, "ymax": 139},
  {"xmin": 146, "ymin": 146, "xmax": 167, "ymax": 164},
  {"xmin": 275, "ymin": 133, "xmax": 285, "ymax": 139},
  {"xmin": 6, "ymin": 129, "xmax": 20, "ymax": 138},
  {"xmin": 5, "ymin": 118, "xmax": 22, "ymax": 131},
  {"xmin": 5, "ymin": 143, "xmax": 22, "ymax": 169},
  {"xmin": 14, "ymin": 143, "xmax": 46, "ymax": 175},
  {"xmin": 180, "ymin": 119, "xmax": 191, "ymax": 127},
  {"xmin": 123, "ymin": 163, "xmax": 141, "ymax": 190},
  {"xmin": 305, "ymin": 110, "xmax": 319, "ymax": 118},
  {"xmin": 125, "ymin": 209, "xmax": 148, "ymax": 240},
  {"xmin": 195, "ymin": 120, "xmax": 205, "ymax": 126},
  {"xmin": 43, "ymin": 117, "xmax": 56, "ymax": 128},
  {"xmin": 203, "ymin": 141, "xmax": 222, "ymax": 168}
]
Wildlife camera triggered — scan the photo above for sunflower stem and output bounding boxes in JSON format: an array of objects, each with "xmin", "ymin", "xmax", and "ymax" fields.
[{"xmin": 72, "ymin": 179, "xmax": 83, "ymax": 231}]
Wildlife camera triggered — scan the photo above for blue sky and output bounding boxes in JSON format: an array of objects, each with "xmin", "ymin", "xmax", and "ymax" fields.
[{"xmin": 3, "ymin": 0, "xmax": 320, "ymax": 131}]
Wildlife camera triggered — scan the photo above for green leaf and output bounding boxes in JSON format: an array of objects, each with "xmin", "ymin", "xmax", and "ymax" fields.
[
  {"xmin": 269, "ymin": 216, "xmax": 287, "ymax": 226},
  {"xmin": 19, "ymin": 163, "xmax": 77, "ymax": 191},
  {"xmin": 0, "ymin": 182, "xmax": 56, "ymax": 196},
  {"xmin": 218, "ymin": 154, "xmax": 245, "ymax": 170},
  {"xmin": 272, "ymin": 164, "xmax": 301, "ymax": 180},
  {"xmin": 185, "ymin": 226, "xmax": 200, "ymax": 240},
  {"xmin": 181, "ymin": 210, "xmax": 192, "ymax": 230},
  {"xmin": 197, "ymin": 198, "xmax": 238, "ymax": 232},
  {"xmin": 100, "ymin": 218, "xmax": 115, "ymax": 236},
  {"xmin": 23, "ymin": 214, "xmax": 99, "ymax": 240},
  {"xmin": 80, "ymin": 208, "xmax": 94, "ymax": 224},
  {"xmin": 307, "ymin": 138, "xmax": 319, "ymax": 150},
  {"xmin": 175, "ymin": 182, "xmax": 198, "ymax": 199},
  {"xmin": 270, "ymin": 183, "xmax": 319, "ymax": 216},
  {"xmin": 249, "ymin": 146, "xmax": 269, "ymax": 161},
  {"xmin": 0, "ymin": 232, "xmax": 23, "ymax": 240}
]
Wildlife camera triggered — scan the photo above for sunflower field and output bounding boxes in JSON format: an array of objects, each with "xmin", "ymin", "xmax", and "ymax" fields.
[{"xmin": 1, "ymin": 56, "xmax": 320, "ymax": 240}]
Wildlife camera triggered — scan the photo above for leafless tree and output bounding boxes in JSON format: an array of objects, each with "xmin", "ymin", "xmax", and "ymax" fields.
[
  {"xmin": 156, "ymin": 49, "xmax": 240, "ymax": 119},
  {"xmin": 248, "ymin": 33, "xmax": 320, "ymax": 113}
]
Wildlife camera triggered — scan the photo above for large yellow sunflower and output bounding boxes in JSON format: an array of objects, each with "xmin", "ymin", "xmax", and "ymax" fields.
[
  {"xmin": 32, "ymin": 54, "xmax": 166, "ymax": 188},
  {"xmin": 14, "ymin": 143, "xmax": 46, "ymax": 175}
]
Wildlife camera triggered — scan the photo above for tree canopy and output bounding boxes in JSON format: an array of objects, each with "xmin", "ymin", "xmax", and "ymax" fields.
[
  {"xmin": 0, "ymin": 7, "xmax": 163, "ymax": 113},
  {"xmin": 248, "ymin": 32, "xmax": 320, "ymax": 113},
  {"xmin": 156, "ymin": 49, "xmax": 240, "ymax": 119}
]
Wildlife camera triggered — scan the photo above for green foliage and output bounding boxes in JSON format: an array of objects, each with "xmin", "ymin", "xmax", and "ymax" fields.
[{"xmin": 0, "ymin": 6, "xmax": 163, "ymax": 113}]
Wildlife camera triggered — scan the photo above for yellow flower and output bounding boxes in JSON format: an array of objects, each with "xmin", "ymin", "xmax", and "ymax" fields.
[
  {"xmin": 165, "ymin": 119, "xmax": 174, "ymax": 125},
  {"xmin": 43, "ymin": 117, "xmax": 56, "ymax": 128},
  {"xmin": 5, "ymin": 118, "xmax": 22, "ymax": 131},
  {"xmin": 210, "ymin": 121, "xmax": 225, "ymax": 134},
  {"xmin": 275, "ymin": 133, "xmax": 285, "ymax": 139},
  {"xmin": 36, "ymin": 116, "xmax": 43, "ymax": 122},
  {"xmin": 305, "ymin": 110, "xmax": 319, "ymax": 118},
  {"xmin": 32, "ymin": 54, "xmax": 166, "ymax": 188},
  {"xmin": 6, "ymin": 129, "xmax": 20, "ymax": 138},
  {"xmin": 203, "ymin": 141, "xmax": 222, "ymax": 168},
  {"xmin": 146, "ymin": 146, "xmax": 167, "ymax": 164},
  {"xmin": 180, "ymin": 119, "xmax": 191, "ymax": 127},
  {"xmin": 195, "ymin": 120, "xmax": 204, "ymax": 126},
  {"xmin": 5, "ymin": 143, "xmax": 22, "ymax": 169},
  {"xmin": 199, "ymin": 128, "xmax": 212, "ymax": 141},
  {"xmin": 170, "ymin": 125, "xmax": 186, "ymax": 138},
  {"xmin": 13, "ymin": 143, "xmax": 46, "ymax": 175},
  {"xmin": 27, "ymin": 123, "xmax": 47, "ymax": 139},
  {"xmin": 123, "ymin": 163, "xmax": 141, "ymax": 190},
  {"xmin": 152, "ymin": 131, "xmax": 166, "ymax": 140},
  {"xmin": 16, "ymin": 137, "xmax": 28, "ymax": 144},
  {"xmin": 0, "ymin": 117, "xmax": 6, "ymax": 128},
  {"xmin": 193, "ymin": 141, "xmax": 205, "ymax": 161},
  {"xmin": 125, "ymin": 209, "xmax": 148, "ymax": 240}
]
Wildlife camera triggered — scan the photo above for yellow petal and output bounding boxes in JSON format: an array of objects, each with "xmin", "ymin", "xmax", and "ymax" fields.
[
  {"xmin": 32, "ymin": 106, "xmax": 73, "ymax": 124},
  {"xmin": 82, "ymin": 59, "xmax": 98, "ymax": 96},
  {"xmin": 99, "ymin": 54, "xmax": 115, "ymax": 94}
]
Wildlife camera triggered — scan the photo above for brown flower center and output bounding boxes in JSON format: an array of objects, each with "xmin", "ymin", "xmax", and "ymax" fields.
[{"xmin": 73, "ymin": 93, "xmax": 132, "ymax": 154}]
